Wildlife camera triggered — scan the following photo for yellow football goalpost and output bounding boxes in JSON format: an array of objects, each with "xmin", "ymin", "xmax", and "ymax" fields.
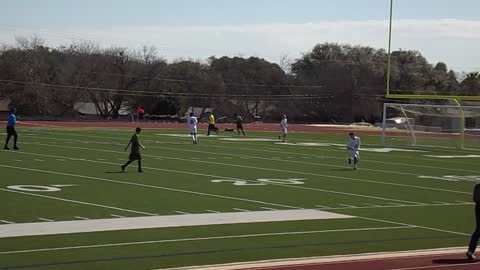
[{"xmin": 384, "ymin": 0, "xmax": 479, "ymax": 149}]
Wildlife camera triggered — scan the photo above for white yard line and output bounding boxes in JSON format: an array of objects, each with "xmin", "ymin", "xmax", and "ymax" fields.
[
  {"xmin": 260, "ymin": 207, "xmax": 278, "ymax": 211},
  {"xmin": 38, "ymin": 218, "xmax": 54, "ymax": 222},
  {"xmin": 25, "ymin": 133, "xmax": 480, "ymax": 177},
  {"xmin": 174, "ymin": 211, "xmax": 190, "ymax": 215},
  {"xmin": 233, "ymin": 208, "xmax": 250, "ymax": 212},
  {"xmin": 0, "ymin": 220, "xmax": 15, "ymax": 224},
  {"xmin": 110, "ymin": 214, "xmax": 126, "ymax": 218},
  {"xmin": 5, "ymin": 150, "xmax": 426, "ymax": 206},
  {"xmin": 22, "ymin": 141, "xmax": 472, "ymax": 196},
  {"xmin": 206, "ymin": 210, "xmax": 220, "ymax": 213},
  {"xmin": 0, "ymin": 225, "xmax": 412, "ymax": 255},
  {"xmin": 338, "ymin": 204, "xmax": 357, "ymax": 208},
  {"xmin": 0, "ymin": 164, "xmax": 302, "ymax": 210},
  {"xmin": 358, "ymin": 216, "xmax": 468, "ymax": 236},
  {"xmin": 0, "ymin": 210, "xmax": 354, "ymax": 238},
  {"xmin": 0, "ymin": 187, "xmax": 157, "ymax": 216},
  {"xmin": 74, "ymin": 216, "xmax": 90, "ymax": 220}
]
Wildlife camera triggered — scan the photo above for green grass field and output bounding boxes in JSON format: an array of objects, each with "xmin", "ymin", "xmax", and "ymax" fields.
[{"xmin": 0, "ymin": 127, "xmax": 477, "ymax": 270}]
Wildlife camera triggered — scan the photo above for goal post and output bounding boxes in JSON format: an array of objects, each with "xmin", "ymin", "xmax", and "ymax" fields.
[{"xmin": 381, "ymin": 103, "xmax": 480, "ymax": 150}]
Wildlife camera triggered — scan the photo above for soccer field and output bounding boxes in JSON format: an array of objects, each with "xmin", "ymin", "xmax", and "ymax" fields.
[{"xmin": 0, "ymin": 126, "xmax": 477, "ymax": 270}]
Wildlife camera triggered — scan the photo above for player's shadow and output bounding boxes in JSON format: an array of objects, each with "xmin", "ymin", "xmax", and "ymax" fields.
[
  {"xmin": 432, "ymin": 258, "xmax": 477, "ymax": 264},
  {"xmin": 105, "ymin": 171, "xmax": 124, "ymax": 174}
]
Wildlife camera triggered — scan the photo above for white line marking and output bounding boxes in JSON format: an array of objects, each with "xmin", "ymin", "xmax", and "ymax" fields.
[
  {"xmin": 0, "ymin": 226, "xmax": 413, "ymax": 255},
  {"xmin": 38, "ymin": 218, "xmax": 54, "ymax": 222},
  {"xmin": 96, "ymin": 158, "xmax": 107, "ymax": 161},
  {"xmin": 7, "ymin": 148, "xmax": 428, "ymax": 206},
  {"xmin": 174, "ymin": 211, "xmax": 190, "ymax": 215},
  {"xmin": 433, "ymin": 201, "xmax": 449, "ymax": 205},
  {"xmin": 13, "ymin": 159, "xmax": 22, "ymax": 162},
  {"xmin": 74, "ymin": 216, "xmax": 89, "ymax": 220},
  {"xmin": 0, "ymin": 220, "xmax": 14, "ymax": 224},
  {"xmin": 26, "ymin": 141, "xmax": 470, "ymax": 196},
  {"xmin": 359, "ymin": 216, "xmax": 468, "ymax": 236},
  {"xmin": 233, "ymin": 208, "xmax": 250, "ymax": 212},
  {"xmin": 110, "ymin": 214, "xmax": 126, "ymax": 218},
  {"xmin": 0, "ymin": 187, "xmax": 156, "ymax": 216},
  {"xmin": 0, "ymin": 164, "xmax": 301, "ymax": 210},
  {"xmin": 0, "ymin": 210, "xmax": 353, "ymax": 238},
  {"xmin": 28, "ymin": 133, "xmax": 479, "ymax": 186},
  {"xmin": 260, "ymin": 207, "xmax": 278, "ymax": 211},
  {"xmin": 33, "ymin": 159, "xmax": 44, "ymax": 162},
  {"xmin": 339, "ymin": 204, "xmax": 356, "ymax": 208},
  {"xmin": 364, "ymin": 203, "xmax": 381, "ymax": 207},
  {"xmin": 205, "ymin": 210, "xmax": 220, "ymax": 213},
  {"xmin": 314, "ymin": 205, "xmax": 328, "ymax": 208},
  {"xmin": 386, "ymin": 203, "xmax": 404, "ymax": 206}
]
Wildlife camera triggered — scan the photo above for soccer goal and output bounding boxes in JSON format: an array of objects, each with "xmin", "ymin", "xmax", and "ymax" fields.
[{"xmin": 381, "ymin": 103, "xmax": 480, "ymax": 150}]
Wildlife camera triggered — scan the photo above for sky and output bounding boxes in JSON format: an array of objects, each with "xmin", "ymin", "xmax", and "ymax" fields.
[{"xmin": 1, "ymin": 0, "xmax": 479, "ymax": 72}]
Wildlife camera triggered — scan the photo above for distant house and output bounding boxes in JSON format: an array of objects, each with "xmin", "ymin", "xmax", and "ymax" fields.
[
  {"xmin": 0, "ymin": 97, "xmax": 11, "ymax": 118},
  {"xmin": 73, "ymin": 102, "xmax": 130, "ymax": 118}
]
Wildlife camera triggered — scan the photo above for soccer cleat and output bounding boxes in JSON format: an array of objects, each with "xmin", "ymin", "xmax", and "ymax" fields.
[
  {"xmin": 121, "ymin": 165, "xmax": 125, "ymax": 172},
  {"xmin": 13, "ymin": 146, "xmax": 19, "ymax": 150},
  {"xmin": 348, "ymin": 158, "xmax": 351, "ymax": 165},
  {"xmin": 138, "ymin": 170, "xmax": 144, "ymax": 173},
  {"xmin": 3, "ymin": 146, "xmax": 9, "ymax": 150},
  {"xmin": 466, "ymin": 250, "xmax": 476, "ymax": 260}
]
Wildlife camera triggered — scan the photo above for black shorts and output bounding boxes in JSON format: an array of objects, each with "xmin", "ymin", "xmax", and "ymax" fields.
[
  {"xmin": 129, "ymin": 152, "xmax": 142, "ymax": 161},
  {"xmin": 237, "ymin": 124, "xmax": 243, "ymax": 129},
  {"xmin": 6, "ymin": 126, "xmax": 17, "ymax": 136}
]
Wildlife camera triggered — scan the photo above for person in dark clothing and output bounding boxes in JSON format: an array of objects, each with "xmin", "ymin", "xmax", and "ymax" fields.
[
  {"xmin": 121, "ymin": 127, "xmax": 146, "ymax": 173},
  {"xmin": 4, "ymin": 108, "xmax": 19, "ymax": 150},
  {"xmin": 234, "ymin": 113, "xmax": 246, "ymax": 136},
  {"xmin": 466, "ymin": 183, "xmax": 480, "ymax": 260}
]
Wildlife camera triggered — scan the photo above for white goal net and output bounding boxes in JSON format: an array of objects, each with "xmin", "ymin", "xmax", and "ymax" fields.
[{"xmin": 381, "ymin": 103, "xmax": 480, "ymax": 150}]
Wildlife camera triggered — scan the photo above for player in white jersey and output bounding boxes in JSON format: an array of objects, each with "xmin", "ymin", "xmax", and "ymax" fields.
[
  {"xmin": 278, "ymin": 114, "xmax": 288, "ymax": 142},
  {"xmin": 346, "ymin": 132, "xmax": 361, "ymax": 170},
  {"xmin": 187, "ymin": 113, "xmax": 198, "ymax": 144}
]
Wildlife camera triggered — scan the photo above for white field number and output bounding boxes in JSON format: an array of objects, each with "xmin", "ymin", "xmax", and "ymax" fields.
[
  {"xmin": 6, "ymin": 184, "xmax": 76, "ymax": 192},
  {"xmin": 418, "ymin": 175, "xmax": 480, "ymax": 182},
  {"xmin": 211, "ymin": 178, "xmax": 306, "ymax": 186}
]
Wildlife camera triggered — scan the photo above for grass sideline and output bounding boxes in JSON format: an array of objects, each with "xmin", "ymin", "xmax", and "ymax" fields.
[{"xmin": 0, "ymin": 127, "xmax": 477, "ymax": 270}]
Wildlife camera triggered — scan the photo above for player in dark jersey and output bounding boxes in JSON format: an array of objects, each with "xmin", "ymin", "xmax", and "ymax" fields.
[
  {"xmin": 4, "ymin": 108, "xmax": 19, "ymax": 150},
  {"xmin": 121, "ymin": 127, "xmax": 146, "ymax": 173},
  {"xmin": 234, "ymin": 113, "xmax": 245, "ymax": 136}
]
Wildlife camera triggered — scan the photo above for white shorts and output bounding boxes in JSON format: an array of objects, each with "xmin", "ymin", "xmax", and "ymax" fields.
[{"xmin": 350, "ymin": 150, "xmax": 359, "ymax": 159}]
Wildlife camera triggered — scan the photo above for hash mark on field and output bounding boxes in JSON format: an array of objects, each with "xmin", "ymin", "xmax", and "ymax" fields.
[
  {"xmin": 110, "ymin": 214, "xmax": 126, "ymax": 218},
  {"xmin": 34, "ymin": 159, "xmax": 45, "ymax": 162},
  {"xmin": 74, "ymin": 216, "xmax": 90, "ymax": 220},
  {"xmin": 339, "ymin": 204, "xmax": 357, "ymax": 208},
  {"xmin": 38, "ymin": 218, "xmax": 54, "ymax": 222},
  {"xmin": 207, "ymin": 157, "xmax": 217, "ymax": 160},
  {"xmin": 224, "ymin": 157, "xmax": 233, "ymax": 160},
  {"xmin": 260, "ymin": 207, "xmax": 278, "ymax": 211},
  {"xmin": 206, "ymin": 210, "xmax": 220, "ymax": 213},
  {"xmin": 174, "ymin": 211, "xmax": 190, "ymax": 214},
  {"xmin": 364, "ymin": 203, "xmax": 381, "ymax": 207},
  {"xmin": 14, "ymin": 159, "xmax": 22, "ymax": 162},
  {"xmin": 387, "ymin": 203, "xmax": 404, "ymax": 206},
  {"xmin": 0, "ymin": 220, "xmax": 14, "ymax": 224},
  {"xmin": 233, "ymin": 208, "xmax": 250, "ymax": 212},
  {"xmin": 433, "ymin": 201, "xmax": 449, "ymax": 205},
  {"xmin": 191, "ymin": 157, "xmax": 200, "ymax": 160},
  {"xmin": 456, "ymin": 200, "xmax": 471, "ymax": 204}
]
